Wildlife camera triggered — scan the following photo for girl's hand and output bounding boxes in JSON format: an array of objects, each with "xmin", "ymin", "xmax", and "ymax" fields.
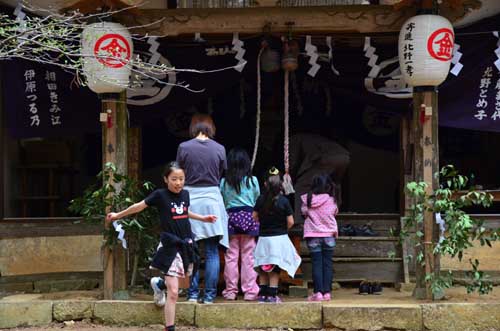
[
  {"xmin": 203, "ymin": 215, "xmax": 217, "ymax": 223},
  {"xmin": 106, "ymin": 212, "xmax": 119, "ymax": 223}
]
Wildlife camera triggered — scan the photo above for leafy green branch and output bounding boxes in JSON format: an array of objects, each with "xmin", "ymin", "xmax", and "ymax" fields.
[
  {"xmin": 400, "ymin": 165, "xmax": 500, "ymax": 296},
  {"xmin": 69, "ymin": 162, "xmax": 158, "ymax": 286}
]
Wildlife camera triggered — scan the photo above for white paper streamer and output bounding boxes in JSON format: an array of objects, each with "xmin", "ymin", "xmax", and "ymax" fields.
[
  {"xmin": 493, "ymin": 31, "xmax": 500, "ymax": 71},
  {"xmin": 435, "ymin": 213, "xmax": 446, "ymax": 245},
  {"xmin": 13, "ymin": 3, "xmax": 27, "ymax": 31},
  {"xmin": 194, "ymin": 32, "xmax": 205, "ymax": 42},
  {"xmin": 147, "ymin": 37, "xmax": 161, "ymax": 65},
  {"xmin": 450, "ymin": 44, "xmax": 464, "ymax": 76},
  {"xmin": 364, "ymin": 37, "xmax": 381, "ymax": 78},
  {"xmin": 326, "ymin": 36, "xmax": 340, "ymax": 76},
  {"xmin": 232, "ymin": 32, "xmax": 247, "ymax": 72},
  {"xmin": 112, "ymin": 221, "xmax": 128, "ymax": 249},
  {"xmin": 305, "ymin": 36, "xmax": 320, "ymax": 77}
]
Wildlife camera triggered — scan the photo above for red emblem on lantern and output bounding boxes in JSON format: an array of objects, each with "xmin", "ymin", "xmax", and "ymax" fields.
[
  {"xmin": 94, "ymin": 34, "xmax": 131, "ymax": 68},
  {"xmin": 427, "ymin": 28, "xmax": 454, "ymax": 62}
]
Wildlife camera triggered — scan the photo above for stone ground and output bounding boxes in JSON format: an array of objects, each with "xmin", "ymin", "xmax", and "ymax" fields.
[
  {"xmin": 2, "ymin": 285, "xmax": 500, "ymax": 304},
  {"xmin": 3, "ymin": 323, "xmax": 286, "ymax": 331}
]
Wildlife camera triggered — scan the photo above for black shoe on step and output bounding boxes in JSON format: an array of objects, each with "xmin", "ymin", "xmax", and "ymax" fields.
[
  {"xmin": 359, "ymin": 281, "xmax": 371, "ymax": 295},
  {"xmin": 370, "ymin": 282, "xmax": 383, "ymax": 295},
  {"xmin": 356, "ymin": 224, "xmax": 377, "ymax": 236},
  {"xmin": 340, "ymin": 224, "xmax": 356, "ymax": 236}
]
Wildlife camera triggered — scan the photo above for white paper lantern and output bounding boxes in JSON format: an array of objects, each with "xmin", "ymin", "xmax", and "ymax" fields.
[
  {"xmin": 398, "ymin": 15, "xmax": 454, "ymax": 87},
  {"xmin": 81, "ymin": 22, "xmax": 133, "ymax": 94}
]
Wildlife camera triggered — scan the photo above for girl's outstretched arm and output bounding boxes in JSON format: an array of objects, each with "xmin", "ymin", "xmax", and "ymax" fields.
[
  {"xmin": 188, "ymin": 211, "xmax": 217, "ymax": 223},
  {"xmin": 287, "ymin": 215, "xmax": 294, "ymax": 230},
  {"xmin": 106, "ymin": 200, "xmax": 148, "ymax": 223}
]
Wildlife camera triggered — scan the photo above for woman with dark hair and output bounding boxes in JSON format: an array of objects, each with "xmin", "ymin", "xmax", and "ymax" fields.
[
  {"xmin": 220, "ymin": 148, "xmax": 260, "ymax": 301},
  {"xmin": 176, "ymin": 113, "xmax": 228, "ymax": 304}
]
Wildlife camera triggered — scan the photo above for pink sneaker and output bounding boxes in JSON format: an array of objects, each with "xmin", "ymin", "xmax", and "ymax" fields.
[
  {"xmin": 308, "ymin": 292, "xmax": 323, "ymax": 302},
  {"xmin": 322, "ymin": 292, "xmax": 331, "ymax": 301}
]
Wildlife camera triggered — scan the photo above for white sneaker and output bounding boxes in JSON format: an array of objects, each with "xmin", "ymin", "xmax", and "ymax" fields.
[{"xmin": 150, "ymin": 277, "xmax": 165, "ymax": 307}]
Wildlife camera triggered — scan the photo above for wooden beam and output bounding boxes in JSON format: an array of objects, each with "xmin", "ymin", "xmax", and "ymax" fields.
[
  {"xmin": 115, "ymin": 2, "xmax": 480, "ymax": 36},
  {"xmin": 117, "ymin": 5, "xmax": 416, "ymax": 36}
]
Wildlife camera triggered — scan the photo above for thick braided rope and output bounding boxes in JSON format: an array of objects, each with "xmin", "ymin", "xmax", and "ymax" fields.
[
  {"xmin": 283, "ymin": 70, "xmax": 295, "ymax": 195},
  {"xmin": 284, "ymin": 70, "xmax": 290, "ymax": 174},
  {"xmin": 251, "ymin": 48, "xmax": 264, "ymax": 169}
]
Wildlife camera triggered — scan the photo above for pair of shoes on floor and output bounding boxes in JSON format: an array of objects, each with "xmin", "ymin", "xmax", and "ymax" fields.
[
  {"xmin": 308, "ymin": 292, "xmax": 323, "ymax": 301},
  {"xmin": 308, "ymin": 292, "xmax": 332, "ymax": 301},
  {"xmin": 359, "ymin": 281, "xmax": 383, "ymax": 295},
  {"xmin": 150, "ymin": 277, "xmax": 166, "ymax": 307},
  {"xmin": 257, "ymin": 295, "xmax": 282, "ymax": 303},
  {"xmin": 265, "ymin": 296, "xmax": 282, "ymax": 303},
  {"xmin": 339, "ymin": 224, "xmax": 377, "ymax": 236},
  {"xmin": 187, "ymin": 297, "xmax": 214, "ymax": 304}
]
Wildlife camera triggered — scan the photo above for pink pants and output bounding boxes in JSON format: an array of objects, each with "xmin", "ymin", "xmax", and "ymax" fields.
[{"xmin": 222, "ymin": 234, "xmax": 259, "ymax": 300}]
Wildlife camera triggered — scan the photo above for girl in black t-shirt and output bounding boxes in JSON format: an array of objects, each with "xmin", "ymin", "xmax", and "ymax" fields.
[
  {"xmin": 106, "ymin": 162, "xmax": 216, "ymax": 331},
  {"xmin": 252, "ymin": 168, "xmax": 302, "ymax": 303}
]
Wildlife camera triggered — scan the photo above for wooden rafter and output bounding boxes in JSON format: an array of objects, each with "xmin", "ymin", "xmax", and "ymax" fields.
[{"xmin": 114, "ymin": 1, "xmax": 482, "ymax": 37}]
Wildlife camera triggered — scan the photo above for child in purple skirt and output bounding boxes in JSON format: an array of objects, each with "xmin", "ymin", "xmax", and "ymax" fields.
[{"xmin": 220, "ymin": 148, "xmax": 260, "ymax": 301}]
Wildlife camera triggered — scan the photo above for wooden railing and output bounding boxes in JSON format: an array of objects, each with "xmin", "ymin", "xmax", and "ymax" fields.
[{"xmin": 175, "ymin": 0, "xmax": 369, "ymax": 8}]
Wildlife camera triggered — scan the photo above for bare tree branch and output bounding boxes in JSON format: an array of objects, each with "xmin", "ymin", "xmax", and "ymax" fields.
[{"xmin": 0, "ymin": 2, "xmax": 241, "ymax": 93}]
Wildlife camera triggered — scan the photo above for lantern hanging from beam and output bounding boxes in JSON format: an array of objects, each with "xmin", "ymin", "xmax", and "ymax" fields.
[
  {"xmin": 398, "ymin": 15, "xmax": 454, "ymax": 87},
  {"xmin": 81, "ymin": 22, "xmax": 133, "ymax": 94}
]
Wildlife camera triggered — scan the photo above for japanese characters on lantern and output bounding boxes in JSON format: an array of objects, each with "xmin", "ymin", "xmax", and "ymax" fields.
[
  {"xmin": 398, "ymin": 15, "xmax": 454, "ymax": 87},
  {"xmin": 81, "ymin": 22, "xmax": 133, "ymax": 94}
]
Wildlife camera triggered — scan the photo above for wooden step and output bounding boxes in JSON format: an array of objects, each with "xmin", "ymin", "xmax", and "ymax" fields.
[
  {"xmin": 299, "ymin": 236, "xmax": 401, "ymax": 258},
  {"xmin": 300, "ymin": 257, "xmax": 404, "ymax": 283},
  {"xmin": 336, "ymin": 213, "xmax": 401, "ymax": 236}
]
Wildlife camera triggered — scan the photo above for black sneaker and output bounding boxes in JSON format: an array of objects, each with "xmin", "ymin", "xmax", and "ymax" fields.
[
  {"xmin": 370, "ymin": 282, "xmax": 383, "ymax": 295},
  {"xmin": 356, "ymin": 224, "xmax": 377, "ymax": 236},
  {"xmin": 340, "ymin": 224, "xmax": 356, "ymax": 236},
  {"xmin": 359, "ymin": 281, "xmax": 371, "ymax": 295}
]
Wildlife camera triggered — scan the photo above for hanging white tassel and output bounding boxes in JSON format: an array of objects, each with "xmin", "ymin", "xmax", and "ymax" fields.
[
  {"xmin": 283, "ymin": 70, "xmax": 295, "ymax": 195},
  {"xmin": 251, "ymin": 48, "xmax": 264, "ymax": 169}
]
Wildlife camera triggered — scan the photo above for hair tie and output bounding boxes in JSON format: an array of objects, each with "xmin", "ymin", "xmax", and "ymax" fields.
[{"xmin": 268, "ymin": 167, "xmax": 280, "ymax": 176}]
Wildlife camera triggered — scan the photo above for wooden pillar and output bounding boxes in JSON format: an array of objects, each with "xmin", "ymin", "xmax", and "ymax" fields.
[
  {"xmin": 102, "ymin": 91, "xmax": 128, "ymax": 300},
  {"xmin": 127, "ymin": 127, "xmax": 141, "ymax": 181},
  {"xmin": 412, "ymin": 88, "xmax": 439, "ymax": 300},
  {"xmin": 400, "ymin": 114, "xmax": 413, "ymax": 285}
]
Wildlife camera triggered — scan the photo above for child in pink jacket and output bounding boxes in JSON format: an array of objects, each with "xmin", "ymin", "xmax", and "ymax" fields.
[{"xmin": 301, "ymin": 174, "xmax": 338, "ymax": 301}]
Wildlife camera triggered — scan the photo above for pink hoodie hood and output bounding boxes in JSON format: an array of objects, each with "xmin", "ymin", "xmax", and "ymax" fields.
[
  {"xmin": 300, "ymin": 193, "xmax": 338, "ymax": 238},
  {"xmin": 300, "ymin": 193, "xmax": 332, "ymax": 209}
]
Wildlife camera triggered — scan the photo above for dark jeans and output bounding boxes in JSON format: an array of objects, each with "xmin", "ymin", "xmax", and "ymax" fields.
[
  {"xmin": 306, "ymin": 237, "xmax": 335, "ymax": 294},
  {"xmin": 188, "ymin": 236, "xmax": 220, "ymax": 302}
]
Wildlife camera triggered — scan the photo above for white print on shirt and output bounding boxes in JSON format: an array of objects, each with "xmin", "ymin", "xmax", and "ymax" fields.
[{"xmin": 171, "ymin": 202, "xmax": 187, "ymax": 215}]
